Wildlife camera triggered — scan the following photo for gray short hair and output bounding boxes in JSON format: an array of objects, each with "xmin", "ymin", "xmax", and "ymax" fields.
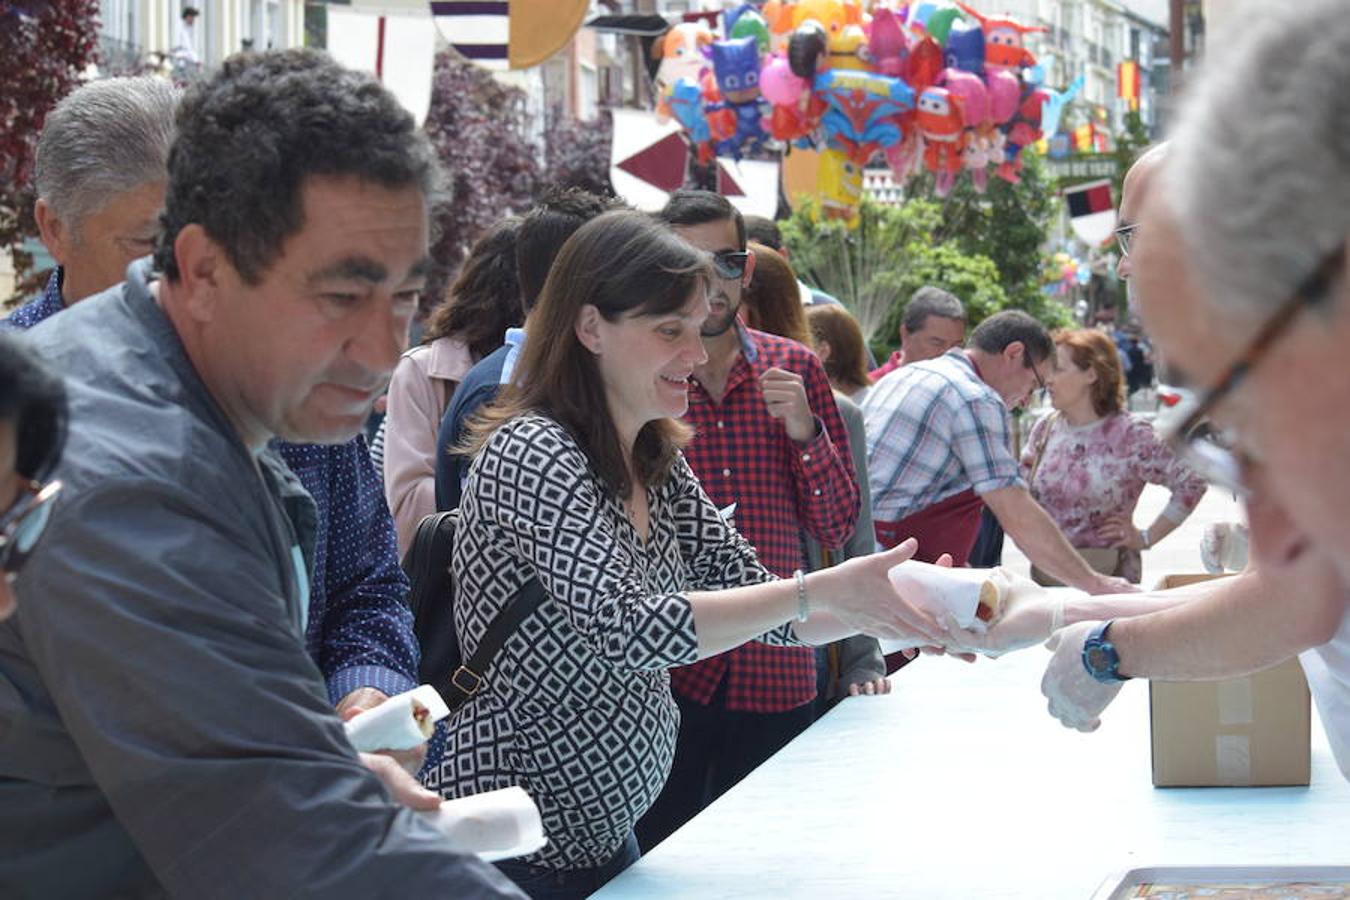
[
  {"xmin": 903, "ymin": 285, "xmax": 966, "ymax": 332},
  {"xmin": 34, "ymin": 76, "xmax": 179, "ymax": 233},
  {"xmin": 1167, "ymin": 0, "xmax": 1350, "ymax": 323}
]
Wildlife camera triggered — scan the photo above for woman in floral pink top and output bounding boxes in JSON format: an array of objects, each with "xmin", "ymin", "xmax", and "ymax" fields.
[{"xmin": 1021, "ymin": 329, "xmax": 1207, "ymax": 584}]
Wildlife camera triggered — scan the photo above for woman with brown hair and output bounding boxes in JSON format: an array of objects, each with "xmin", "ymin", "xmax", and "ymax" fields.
[
  {"xmin": 425, "ymin": 210, "xmax": 942, "ymax": 898},
  {"xmin": 379, "ymin": 217, "xmax": 523, "ymax": 553},
  {"xmin": 1021, "ymin": 328, "xmax": 1207, "ymax": 585},
  {"xmin": 806, "ymin": 304, "xmax": 874, "ymax": 403},
  {"xmin": 742, "ymin": 242, "xmax": 813, "ymax": 346}
]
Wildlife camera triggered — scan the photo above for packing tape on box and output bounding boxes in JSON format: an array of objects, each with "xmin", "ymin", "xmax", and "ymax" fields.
[
  {"xmin": 1215, "ymin": 733, "xmax": 1253, "ymax": 784},
  {"xmin": 1216, "ymin": 677, "xmax": 1254, "ymax": 726}
]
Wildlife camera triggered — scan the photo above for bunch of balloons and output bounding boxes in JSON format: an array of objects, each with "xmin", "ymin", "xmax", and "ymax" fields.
[
  {"xmin": 1043, "ymin": 251, "xmax": 1092, "ymax": 296},
  {"xmin": 652, "ymin": 0, "xmax": 1080, "ymax": 224}
]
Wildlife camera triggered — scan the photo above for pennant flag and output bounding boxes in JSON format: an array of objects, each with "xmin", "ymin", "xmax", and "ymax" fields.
[
  {"xmin": 610, "ymin": 108, "xmax": 688, "ymax": 211},
  {"xmin": 1117, "ymin": 60, "xmax": 1140, "ymax": 112},
  {"xmin": 432, "ymin": 0, "xmax": 588, "ymax": 70},
  {"xmin": 327, "ymin": 8, "xmax": 435, "ymax": 125},
  {"xmin": 1063, "ymin": 178, "xmax": 1116, "ymax": 246},
  {"xmin": 716, "ymin": 158, "xmax": 780, "ymax": 220}
]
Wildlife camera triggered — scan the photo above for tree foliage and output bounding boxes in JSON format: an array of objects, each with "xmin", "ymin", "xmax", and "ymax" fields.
[
  {"xmin": 542, "ymin": 110, "xmax": 614, "ymax": 198},
  {"xmin": 422, "ymin": 52, "xmax": 540, "ymax": 315},
  {"xmin": 782, "ymin": 153, "xmax": 1072, "ymax": 359},
  {"xmin": 1, "ymin": 0, "xmax": 101, "ymax": 304}
]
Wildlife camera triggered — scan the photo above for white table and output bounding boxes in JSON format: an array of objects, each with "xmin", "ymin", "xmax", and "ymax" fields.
[{"xmin": 595, "ymin": 647, "xmax": 1350, "ymax": 898}]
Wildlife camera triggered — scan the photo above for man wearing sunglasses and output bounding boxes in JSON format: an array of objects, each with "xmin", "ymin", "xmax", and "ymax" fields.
[
  {"xmin": 0, "ymin": 335, "xmax": 66, "ymax": 621},
  {"xmin": 949, "ymin": 0, "xmax": 1350, "ymax": 779},
  {"xmin": 638, "ymin": 190, "xmax": 860, "ymax": 851}
]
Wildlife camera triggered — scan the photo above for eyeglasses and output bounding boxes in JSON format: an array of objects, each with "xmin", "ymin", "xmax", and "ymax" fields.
[
  {"xmin": 1029, "ymin": 358, "xmax": 1047, "ymax": 393},
  {"xmin": 1162, "ymin": 243, "xmax": 1346, "ymax": 495},
  {"xmin": 0, "ymin": 479, "xmax": 62, "ymax": 577},
  {"xmin": 1114, "ymin": 223, "xmax": 1138, "ymax": 258},
  {"xmin": 711, "ymin": 251, "xmax": 750, "ymax": 281}
]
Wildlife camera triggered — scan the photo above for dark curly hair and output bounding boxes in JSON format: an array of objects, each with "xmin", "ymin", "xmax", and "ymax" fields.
[
  {"xmin": 422, "ymin": 216, "xmax": 523, "ymax": 359},
  {"xmin": 154, "ymin": 49, "xmax": 440, "ymax": 284}
]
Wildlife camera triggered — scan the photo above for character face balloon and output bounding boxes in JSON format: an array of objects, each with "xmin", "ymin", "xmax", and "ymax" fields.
[{"xmin": 712, "ymin": 36, "xmax": 763, "ymax": 104}]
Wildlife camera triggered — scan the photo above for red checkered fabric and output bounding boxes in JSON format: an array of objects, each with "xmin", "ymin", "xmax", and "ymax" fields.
[{"xmin": 671, "ymin": 327, "xmax": 859, "ymax": 712}]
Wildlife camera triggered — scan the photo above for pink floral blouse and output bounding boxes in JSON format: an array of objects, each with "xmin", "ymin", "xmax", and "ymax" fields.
[{"xmin": 1020, "ymin": 411, "xmax": 1207, "ymax": 583}]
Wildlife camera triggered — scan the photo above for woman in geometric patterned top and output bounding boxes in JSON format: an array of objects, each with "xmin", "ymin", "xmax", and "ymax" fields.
[
  {"xmin": 422, "ymin": 211, "xmax": 943, "ymax": 899},
  {"xmin": 1022, "ymin": 328, "xmax": 1207, "ymax": 585}
]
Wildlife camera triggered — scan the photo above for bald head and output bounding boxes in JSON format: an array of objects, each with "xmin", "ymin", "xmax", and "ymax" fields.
[{"xmin": 1116, "ymin": 143, "xmax": 1168, "ymax": 281}]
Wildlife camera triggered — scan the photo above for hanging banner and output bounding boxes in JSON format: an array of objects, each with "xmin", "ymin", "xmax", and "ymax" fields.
[
  {"xmin": 610, "ymin": 108, "xmax": 688, "ymax": 211},
  {"xmin": 327, "ymin": 8, "xmax": 435, "ymax": 125},
  {"xmin": 431, "ymin": 0, "xmax": 589, "ymax": 71},
  {"xmin": 1063, "ymin": 178, "xmax": 1116, "ymax": 247}
]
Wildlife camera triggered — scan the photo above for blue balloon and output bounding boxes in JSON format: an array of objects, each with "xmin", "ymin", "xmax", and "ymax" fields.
[
  {"xmin": 1076, "ymin": 264, "xmax": 1092, "ymax": 285},
  {"xmin": 943, "ymin": 18, "xmax": 985, "ymax": 75}
]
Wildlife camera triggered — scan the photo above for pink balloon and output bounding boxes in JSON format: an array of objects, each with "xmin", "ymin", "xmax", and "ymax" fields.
[
  {"xmin": 985, "ymin": 69, "xmax": 1020, "ymax": 124},
  {"xmin": 939, "ymin": 68, "xmax": 989, "ymax": 127},
  {"xmin": 760, "ymin": 56, "xmax": 808, "ymax": 107}
]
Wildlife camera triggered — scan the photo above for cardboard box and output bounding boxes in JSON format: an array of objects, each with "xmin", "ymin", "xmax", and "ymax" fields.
[{"xmin": 1149, "ymin": 573, "xmax": 1311, "ymax": 787}]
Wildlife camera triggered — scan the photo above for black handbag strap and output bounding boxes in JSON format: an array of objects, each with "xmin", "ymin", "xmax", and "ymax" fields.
[{"xmin": 443, "ymin": 577, "xmax": 548, "ymax": 710}]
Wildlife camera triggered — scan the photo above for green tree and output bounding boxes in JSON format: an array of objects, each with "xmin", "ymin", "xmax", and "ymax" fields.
[{"xmin": 782, "ymin": 154, "xmax": 1073, "ymax": 360}]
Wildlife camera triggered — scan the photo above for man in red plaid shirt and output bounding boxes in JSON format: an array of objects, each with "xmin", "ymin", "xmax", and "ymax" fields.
[{"xmin": 636, "ymin": 191, "xmax": 860, "ymax": 851}]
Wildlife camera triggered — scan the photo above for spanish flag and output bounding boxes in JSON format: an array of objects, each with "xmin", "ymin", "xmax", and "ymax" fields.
[{"xmin": 1117, "ymin": 60, "xmax": 1141, "ymax": 112}]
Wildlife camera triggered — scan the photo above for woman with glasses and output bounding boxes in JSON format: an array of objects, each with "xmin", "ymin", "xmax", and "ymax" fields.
[
  {"xmin": 1022, "ymin": 328, "xmax": 1206, "ymax": 585},
  {"xmin": 433, "ymin": 211, "xmax": 939, "ymax": 898},
  {"xmin": 0, "ymin": 333, "xmax": 67, "ymax": 619}
]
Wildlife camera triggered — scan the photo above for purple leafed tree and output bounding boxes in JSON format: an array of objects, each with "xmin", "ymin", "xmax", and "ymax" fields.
[
  {"xmin": 542, "ymin": 110, "xmax": 614, "ymax": 199},
  {"xmin": 421, "ymin": 52, "xmax": 540, "ymax": 318},
  {"xmin": 0, "ymin": 0, "xmax": 101, "ymax": 304}
]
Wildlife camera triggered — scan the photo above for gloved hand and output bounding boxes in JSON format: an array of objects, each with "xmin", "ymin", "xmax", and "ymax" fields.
[
  {"xmin": 1040, "ymin": 621, "xmax": 1124, "ymax": 732},
  {"xmin": 1201, "ymin": 522, "xmax": 1250, "ymax": 574},
  {"xmin": 946, "ymin": 568, "xmax": 1066, "ymax": 658}
]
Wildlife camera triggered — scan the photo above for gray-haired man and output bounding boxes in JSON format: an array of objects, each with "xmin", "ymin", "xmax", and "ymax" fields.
[
  {"xmin": 6, "ymin": 76, "xmax": 178, "ymax": 327},
  {"xmin": 955, "ymin": 0, "xmax": 1350, "ymax": 779}
]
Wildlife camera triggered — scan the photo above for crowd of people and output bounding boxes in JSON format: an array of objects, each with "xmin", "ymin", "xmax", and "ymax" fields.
[{"xmin": 1, "ymin": 1, "xmax": 1348, "ymax": 896}]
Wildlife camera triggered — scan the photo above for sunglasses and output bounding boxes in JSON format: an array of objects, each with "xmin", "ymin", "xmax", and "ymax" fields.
[
  {"xmin": 1161, "ymin": 242, "xmax": 1346, "ymax": 495},
  {"xmin": 711, "ymin": 251, "xmax": 750, "ymax": 281},
  {"xmin": 1115, "ymin": 223, "xmax": 1138, "ymax": 258},
  {"xmin": 0, "ymin": 479, "xmax": 62, "ymax": 577}
]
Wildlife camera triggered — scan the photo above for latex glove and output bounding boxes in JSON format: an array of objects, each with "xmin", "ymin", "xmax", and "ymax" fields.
[
  {"xmin": 1201, "ymin": 522, "xmax": 1250, "ymax": 574},
  {"xmin": 846, "ymin": 676, "xmax": 892, "ymax": 697},
  {"xmin": 1040, "ymin": 621, "xmax": 1123, "ymax": 732},
  {"xmin": 947, "ymin": 568, "xmax": 1066, "ymax": 658}
]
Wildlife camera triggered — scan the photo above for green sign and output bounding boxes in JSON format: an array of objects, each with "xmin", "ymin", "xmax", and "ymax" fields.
[{"xmin": 1047, "ymin": 155, "xmax": 1120, "ymax": 182}]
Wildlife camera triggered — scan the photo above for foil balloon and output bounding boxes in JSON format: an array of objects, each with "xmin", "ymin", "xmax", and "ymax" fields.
[
  {"xmin": 818, "ymin": 147, "xmax": 864, "ymax": 226},
  {"xmin": 956, "ymin": 3, "xmax": 1046, "ymax": 72},
  {"xmin": 867, "ymin": 7, "xmax": 909, "ymax": 77},
  {"xmin": 939, "ymin": 68, "xmax": 988, "ymax": 127},
  {"xmin": 726, "ymin": 3, "xmax": 771, "ymax": 53},
  {"xmin": 815, "ymin": 67, "xmax": 915, "ymax": 163},
  {"xmin": 943, "ymin": 17, "xmax": 984, "ymax": 75}
]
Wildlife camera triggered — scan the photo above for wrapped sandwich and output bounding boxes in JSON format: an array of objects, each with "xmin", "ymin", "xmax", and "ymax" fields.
[
  {"xmin": 343, "ymin": 684, "xmax": 450, "ymax": 753},
  {"xmin": 420, "ymin": 786, "xmax": 547, "ymax": 862},
  {"xmin": 886, "ymin": 561, "xmax": 1009, "ymax": 630}
]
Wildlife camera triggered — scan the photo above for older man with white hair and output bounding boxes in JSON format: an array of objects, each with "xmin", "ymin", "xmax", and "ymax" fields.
[
  {"xmin": 4, "ymin": 76, "xmax": 178, "ymax": 326},
  {"xmin": 952, "ymin": 0, "xmax": 1350, "ymax": 778}
]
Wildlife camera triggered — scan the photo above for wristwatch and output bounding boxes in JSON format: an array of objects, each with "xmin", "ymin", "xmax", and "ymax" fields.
[{"xmin": 1081, "ymin": 620, "xmax": 1132, "ymax": 684}]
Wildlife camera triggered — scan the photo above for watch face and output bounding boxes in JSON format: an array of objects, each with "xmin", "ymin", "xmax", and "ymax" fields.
[{"xmin": 1085, "ymin": 644, "xmax": 1110, "ymax": 675}]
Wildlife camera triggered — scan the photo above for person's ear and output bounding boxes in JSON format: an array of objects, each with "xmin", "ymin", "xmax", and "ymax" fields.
[
  {"xmin": 1004, "ymin": 340, "xmax": 1025, "ymax": 367},
  {"xmin": 34, "ymin": 199, "xmax": 71, "ymax": 266},
  {"xmin": 170, "ymin": 224, "xmax": 227, "ymax": 323},
  {"xmin": 575, "ymin": 304, "xmax": 604, "ymax": 354},
  {"xmin": 816, "ymin": 339, "xmax": 833, "ymax": 363},
  {"xmin": 741, "ymin": 249, "xmax": 756, "ymax": 288}
]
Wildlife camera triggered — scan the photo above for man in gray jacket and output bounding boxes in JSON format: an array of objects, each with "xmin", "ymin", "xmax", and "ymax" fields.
[{"xmin": 0, "ymin": 50, "xmax": 521, "ymax": 897}]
